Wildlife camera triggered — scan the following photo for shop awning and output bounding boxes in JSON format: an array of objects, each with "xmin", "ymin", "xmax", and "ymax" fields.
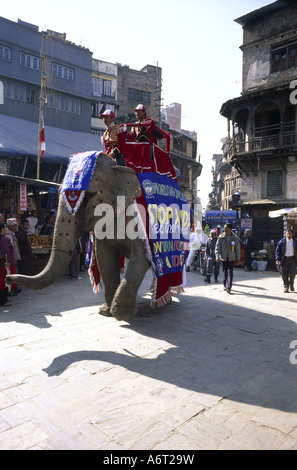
[
  {"xmin": 242, "ymin": 199, "xmax": 297, "ymax": 207},
  {"xmin": 0, "ymin": 114, "xmax": 104, "ymax": 164},
  {"xmin": 0, "ymin": 173, "xmax": 60, "ymax": 188},
  {"xmin": 269, "ymin": 208, "xmax": 294, "ymax": 218},
  {"xmin": 269, "ymin": 207, "xmax": 297, "ymax": 219}
]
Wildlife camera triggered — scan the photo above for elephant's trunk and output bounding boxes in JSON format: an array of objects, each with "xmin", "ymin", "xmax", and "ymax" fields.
[{"xmin": 7, "ymin": 199, "xmax": 81, "ymax": 290}]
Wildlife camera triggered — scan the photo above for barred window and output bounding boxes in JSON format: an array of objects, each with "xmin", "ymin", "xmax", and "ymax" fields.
[
  {"xmin": 266, "ymin": 169, "xmax": 284, "ymax": 197},
  {"xmin": 128, "ymin": 88, "xmax": 151, "ymax": 104}
]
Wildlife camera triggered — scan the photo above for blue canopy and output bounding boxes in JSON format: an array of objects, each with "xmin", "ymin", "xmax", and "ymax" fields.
[{"xmin": 0, "ymin": 114, "xmax": 104, "ymax": 164}]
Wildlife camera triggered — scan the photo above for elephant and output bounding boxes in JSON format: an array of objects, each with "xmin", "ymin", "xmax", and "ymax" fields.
[{"xmin": 7, "ymin": 153, "xmax": 151, "ymax": 321}]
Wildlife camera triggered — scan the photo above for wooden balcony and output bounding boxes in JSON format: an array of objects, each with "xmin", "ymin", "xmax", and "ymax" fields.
[{"xmin": 228, "ymin": 122, "xmax": 297, "ymax": 159}]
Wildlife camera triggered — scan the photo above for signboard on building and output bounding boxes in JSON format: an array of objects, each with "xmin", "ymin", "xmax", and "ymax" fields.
[
  {"xmin": 241, "ymin": 218, "xmax": 252, "ymax": 230},
  {"xmin": 205, "ymin": 210, "xmax": 237, "ymax": 226},
  {"xmin": 19, "ymin": 183, "xmax": 27, "ymax": 211}
]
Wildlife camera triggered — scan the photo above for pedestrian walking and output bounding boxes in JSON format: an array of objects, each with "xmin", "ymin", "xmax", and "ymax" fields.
[
  {"xmin": 186, "ymin": 225, "xmax": 201, "ymax": 271},
  {"xmin": 215, "ymin": 223, "xmax": 241, "ymax": 293},
  {"xmin": 205, "ymin": 229, "xmax": 220, "ymax": 283},
  {"xmin": 275, "ymin": 229, "xmax": 297, "ymax": 293}
]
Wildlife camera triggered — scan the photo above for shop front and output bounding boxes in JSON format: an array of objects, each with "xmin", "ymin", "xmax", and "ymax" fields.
[
  {"xmin": 241, "ymin": 200, "xmax": 297, "ymax": 269},
  {"xmin": 0, "ymin": 174, "xmax": 60, "ymax": 274}
]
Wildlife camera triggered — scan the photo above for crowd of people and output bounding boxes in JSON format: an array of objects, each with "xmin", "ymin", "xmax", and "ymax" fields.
[
  {"xmin": 0, "ymin": 209, "xmax": 89, "ymax": 306},
  {"xmin": 186, "ymin": 222, "xmax": 241, "ymax": 294},
  {"xmin": 185, "ymin": 222, "xmax": 297, "ymax": 295},
  {"xmin": 1, "ymin": 208, "xmax": 297, "ymax": 305}
]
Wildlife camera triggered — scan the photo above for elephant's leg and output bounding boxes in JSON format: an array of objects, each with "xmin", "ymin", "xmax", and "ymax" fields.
[
  {"xmin": 110, "ymin": 252, "xmax": 150, "ymax": 321},
  {"xmin": 95, "ymin": 243, "xmax": 121, "ymax": 317}
]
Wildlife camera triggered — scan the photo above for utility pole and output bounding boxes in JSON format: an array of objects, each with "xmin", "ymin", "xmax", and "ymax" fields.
[
  {"xmin": 154, "ymin": 61, "xmax": 163, "ymax": 127},
  {"xmin": 37, "ymin": 33, "xmax": 45, "ymax": 180}
]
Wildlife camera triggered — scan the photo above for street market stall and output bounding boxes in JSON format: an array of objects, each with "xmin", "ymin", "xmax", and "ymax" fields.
[{"xmin": 29, "ymin": 234, "xmax": 52, "ymax": 275}]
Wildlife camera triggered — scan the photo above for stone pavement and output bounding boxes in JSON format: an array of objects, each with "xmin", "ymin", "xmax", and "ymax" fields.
[{"xmin": 0, "ymin": 265, "xmax": 297, "ymax": 450}]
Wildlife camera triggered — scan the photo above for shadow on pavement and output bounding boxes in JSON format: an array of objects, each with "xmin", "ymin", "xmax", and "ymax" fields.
[{"xmin": 42, "ymin": 290, "xmax": 297, "ymax": 414}]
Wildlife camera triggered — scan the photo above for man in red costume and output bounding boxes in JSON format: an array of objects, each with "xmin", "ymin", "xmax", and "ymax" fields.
[
  {"xmin": 100, "ymin": 109, "xmax": 126, "ymax": 166},
  {"xmin": 127, "ymin": 104, "xmax": 163, "ymax": 143}
]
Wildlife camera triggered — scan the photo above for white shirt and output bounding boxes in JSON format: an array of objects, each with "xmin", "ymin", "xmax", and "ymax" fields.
[
  {"xmin": 189, "ymin": 231, "xmax": 201, "ymax": 251},
  {"xmin": 27, "ymin": 216, "xmax": 38, "ymax": 235},
  {"xmin": 285, "ymin": 238, "xmax": 294, "ymax": 257},
  {"xmin": 201, "ymin": 231, "xmax": 209, "ymax": 245}
]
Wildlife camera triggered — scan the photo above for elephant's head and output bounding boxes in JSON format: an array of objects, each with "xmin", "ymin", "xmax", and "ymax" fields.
[{"xmin": 7, "ymin": 153, "xmax": 141, "ymax": 289}]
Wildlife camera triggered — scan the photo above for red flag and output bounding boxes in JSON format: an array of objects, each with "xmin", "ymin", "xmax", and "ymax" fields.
[{"xmin": 40, "ymin": 112, "xmax": 46, "ymax": 157}]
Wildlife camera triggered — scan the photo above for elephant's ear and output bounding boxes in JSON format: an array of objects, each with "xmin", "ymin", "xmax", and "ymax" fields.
[{"xmin": 112, "ymin": 166, "xmax": 142, "ymax": 207}]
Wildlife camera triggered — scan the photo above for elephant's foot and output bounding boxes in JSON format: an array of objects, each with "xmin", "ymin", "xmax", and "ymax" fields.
[
  {"xmin": 110, "ymin": 302, "xmax": 137, "ymax": 322},
  {"xmin": 98, "ymin": 303, "xmax": 112, "ymax": 317}
]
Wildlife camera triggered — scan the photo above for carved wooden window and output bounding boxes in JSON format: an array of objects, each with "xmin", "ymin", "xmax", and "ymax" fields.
[{"xmin": 271, "ymin": 41, "xmax": 297, "ymax": 72}]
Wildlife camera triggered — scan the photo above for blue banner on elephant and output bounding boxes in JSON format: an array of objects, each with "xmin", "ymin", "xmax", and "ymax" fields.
[{"xmin": 137, "ymin": 172, "xmax": 191, "ymax": 278}]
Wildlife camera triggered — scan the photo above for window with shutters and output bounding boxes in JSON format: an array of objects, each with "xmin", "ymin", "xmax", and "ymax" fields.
[
  {"xmin": 0, "ymin": 45, "xmax": 11, "ymax": 62},
  {"xmin": 271, "ymin": 41, "xmax": 297, "ymax": 73}
]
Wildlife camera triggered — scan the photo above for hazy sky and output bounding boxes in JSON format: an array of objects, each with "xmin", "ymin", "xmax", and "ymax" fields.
[{"xmin": 1, "ymin": 0, "xmax": 273, "ymax": 207}]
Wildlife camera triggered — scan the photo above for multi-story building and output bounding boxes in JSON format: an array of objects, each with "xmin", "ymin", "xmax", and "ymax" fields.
[
  {"xmin": 117, "ymin": 63, "xmax": 161, "ymax": 123},
  {"xmin": 208, "ymin": 140, "xmax": 241, "ymax": 211},
  {"xmin": 91, "ymin": 59, "xmax": 117, "ymax": 138},
  {"xmin": 220, "ymin": 0, "xmax": 297, "ymax": 244},
  {"xmin": 0, "ymin": 16, "xmax": 203, "ymax": 216},
  {"xmin": 0, "ymin": 17, "xmax": 101, "ymax": 183},
  {"xmin": 0, "ymin": 16, "xmax": 104, "ymax": 217},
  {"xmin": 168, "ymin": 126, "xmax": 202, "ymax": 206},
  {"xmin": 162, "ymin": 102, "xmax": 182, "ymax": 131}
]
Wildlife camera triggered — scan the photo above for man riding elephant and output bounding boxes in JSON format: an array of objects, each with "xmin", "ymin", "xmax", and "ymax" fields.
[{"xmin": 100, "ymin": 109, "xmax": 126, "ymax": 166}]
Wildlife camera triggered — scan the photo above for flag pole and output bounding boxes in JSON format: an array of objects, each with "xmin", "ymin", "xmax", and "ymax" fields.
[{"xmin": 37, "ymin": 33, "xmax": 45, "ymax": 180}]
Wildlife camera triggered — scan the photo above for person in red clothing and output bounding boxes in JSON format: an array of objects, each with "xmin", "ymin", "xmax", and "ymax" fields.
[
  {"xmin": 100, "ymin": 109, "xmax": 126, "ymax": 166},
  {"xmin": 0, "ymin": 222, "xmax": 14, "ymax": 306},
  {"xmin": 126, "ymin": 104, "xmax": 163, "ymax": 143}
]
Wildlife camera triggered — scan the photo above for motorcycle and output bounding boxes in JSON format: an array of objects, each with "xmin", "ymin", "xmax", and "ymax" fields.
[
  {"xmin": 198, "ymin": 244, "xmax": 206, "ymax": 275},
  {"xmin": 189, "ymin": 244, "xmax": 207, "ymax": 275}
]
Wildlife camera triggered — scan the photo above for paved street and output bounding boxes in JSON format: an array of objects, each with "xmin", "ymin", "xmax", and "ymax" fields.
[{"xmin": 1, "ymin": 264, "xmax": 297, "ymax": 450}]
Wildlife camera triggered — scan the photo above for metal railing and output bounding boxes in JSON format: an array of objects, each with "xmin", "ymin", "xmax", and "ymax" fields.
[{"xmin": 229, "ymin": 129, "xmax": 297, "ymax": 157}]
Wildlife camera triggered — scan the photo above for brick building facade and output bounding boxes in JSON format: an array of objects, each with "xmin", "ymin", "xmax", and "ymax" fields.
[
  {"xmin": 116, "ymin": 64, "xmax": 161, "ymax": 123},
  {"xmin": 221, "ymin": 0, "xmax": 297, "ymax": 218}
]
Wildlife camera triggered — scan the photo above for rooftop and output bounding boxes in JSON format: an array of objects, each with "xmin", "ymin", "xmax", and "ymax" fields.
[{"xmin": 235, "ymin": 0, "xmax": 296, "ymax": 27}]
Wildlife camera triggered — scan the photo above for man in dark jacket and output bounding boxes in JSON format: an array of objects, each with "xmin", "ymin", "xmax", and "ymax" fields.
[
  {"xmin": 244, "ymin": 229, "xmax": 257, "ymax": 271},
  {"xmin": 16, "ymin": 219, "xmax": 32, "ymax": 275},
  {"xmin": 205, "ymin": 229, "xmax": 220, "ymax": 283},
  {"xmin": 275, "ymin": 229, "xmax": 297, "ymax": 293}
]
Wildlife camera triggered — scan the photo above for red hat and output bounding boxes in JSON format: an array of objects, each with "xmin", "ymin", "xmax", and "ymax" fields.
[
  {"xmin": 100, "ymin": 109, "xmax": 115, "ymax": 118},
  {"xmin": 135, "ymin": 104, "xmax": 146, "ymax": 112}
]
